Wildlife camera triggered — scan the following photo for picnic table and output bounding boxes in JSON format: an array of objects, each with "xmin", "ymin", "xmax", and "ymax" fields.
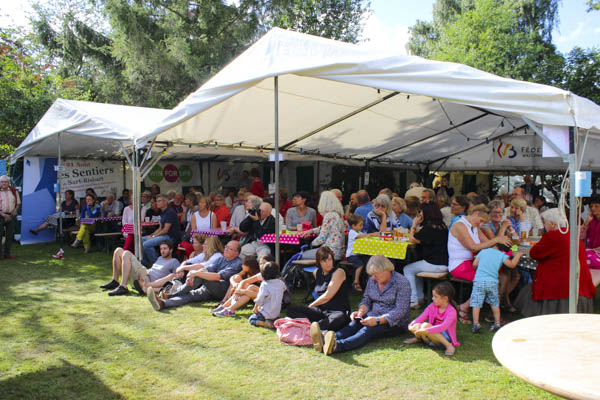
[
  {"xmin": 81, "ymin": 216, "xmax": 122, "ymax": 225},
  {"xmin": 493, "ymin": 314, "xmax": 600, "ymax": 400},
  {"xmin": 353, "ymin": 237, "xmax": 412, "ymax": 260},
  {"xmin": 260, "ymin": 231, "xmax": 316, "ymax": 245},
  {"xmin": 122, "ymin": 222, "xmax": 160, "ymax": 234},
  {"xmin": 190, "ymin": 229, "xmax": 231, "ymax": 237}
]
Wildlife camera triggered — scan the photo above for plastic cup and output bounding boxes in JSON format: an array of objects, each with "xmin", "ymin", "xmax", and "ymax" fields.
[
  {"xmin": 220, "ymin": 221, "xmax": 227, "ymax": 231},
  {"xmin": 297, "ymin": 224, "xmax": 303, "ymax": 232}
]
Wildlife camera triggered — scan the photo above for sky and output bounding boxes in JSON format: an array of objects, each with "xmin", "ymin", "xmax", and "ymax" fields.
[{"xmin": 1, "ymin": 0, "xmax": 599, "ymax": 55}]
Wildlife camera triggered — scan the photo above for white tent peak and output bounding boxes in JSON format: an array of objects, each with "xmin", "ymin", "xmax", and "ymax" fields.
[{"xmin": 11, "ymin": 99, "xmax": 171, "ymax": 163}]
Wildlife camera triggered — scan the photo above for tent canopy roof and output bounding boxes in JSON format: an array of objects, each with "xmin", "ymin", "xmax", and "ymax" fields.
[
  {"xmin": 139, "ymin": 28, "xmax": 600, "ymax": 171},
  {"xmin": 11, "ymin": 99, "xmax": 172, "ymax": 163}
]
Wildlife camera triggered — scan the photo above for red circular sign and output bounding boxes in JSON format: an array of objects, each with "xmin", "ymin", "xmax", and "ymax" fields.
[{"xmin": 163, "ymin": 164, "xmax": 179, "ymax": 183}]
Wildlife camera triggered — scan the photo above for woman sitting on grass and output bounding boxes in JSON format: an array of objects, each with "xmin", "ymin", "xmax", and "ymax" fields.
[
  {"xmin": 176, "ymin": 235, "xmax": 223, "ymax": 274},
  {"xmin": 286, "ymin": 246, "xmax": 351, "ymax": 345},
  {"xmin": 404, "ymin": 281, "xmax": 459, "ymax": 356},
  {"xmin": 313, "ymin": 254, "xmax": 411, "ymax": 355},
  {"xmin": 211, "ymin": 255, "xmax": 261, "ymax": 317}
]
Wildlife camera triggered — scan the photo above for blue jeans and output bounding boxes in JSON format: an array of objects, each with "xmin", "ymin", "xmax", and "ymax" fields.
[
  {"xmin": 142, "ymin": 234, "xmax": 170, "ymax": 266},
  {"xmin": 403, "ymin": 260, "xmax": 448, "ymax": 304},
  {"xmin": 249, "ymin": 312, "xmax": 272, "ymax": 326},
  {"xmin": 334, "ymin": 320, "xmax": 405, "ymax": 353}
]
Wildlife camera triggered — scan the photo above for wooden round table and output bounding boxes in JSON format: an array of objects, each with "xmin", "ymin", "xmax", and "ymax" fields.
[{"xmin": 492, "ymin": 314, "xmax": 600, "ymax": 400}]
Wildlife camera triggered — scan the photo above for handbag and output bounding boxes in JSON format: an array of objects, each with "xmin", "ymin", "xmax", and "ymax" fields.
[
  {"xmin": 273, "ymin": 317, "xmax": 313, "ymax": 346},
  {"xmin": 585, "ymin": 248, "xmax": 600, "ymax": 269}
]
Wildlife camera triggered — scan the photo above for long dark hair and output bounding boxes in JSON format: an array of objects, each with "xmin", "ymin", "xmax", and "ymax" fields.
[
  {"xmin": 433, "ymin": 281, "xmax": 458, "ymax": 312},
  {"xmin": 420, "ymin": 203, "xmax": 447, "ymax": 230}
]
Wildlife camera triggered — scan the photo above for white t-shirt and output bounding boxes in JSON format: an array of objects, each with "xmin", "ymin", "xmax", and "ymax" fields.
[{"xmin": 345, "ymin": 229, "xmax": 360, "ymax": 258}]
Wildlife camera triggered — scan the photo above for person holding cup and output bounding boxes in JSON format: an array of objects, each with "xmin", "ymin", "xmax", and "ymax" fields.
[{"xmin": 213, "ymin": 194, "xmax": 231, "ymax": 228}]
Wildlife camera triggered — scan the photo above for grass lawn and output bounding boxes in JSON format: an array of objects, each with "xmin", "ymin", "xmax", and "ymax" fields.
[{"xmin": 0, "ymin": 242, "xmax": 559, "ymax": 399}]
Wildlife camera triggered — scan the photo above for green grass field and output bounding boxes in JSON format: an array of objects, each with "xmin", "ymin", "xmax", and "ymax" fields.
[{"xmin": 0, "ymin": 242, "xmax": 558, "ymax": 399}]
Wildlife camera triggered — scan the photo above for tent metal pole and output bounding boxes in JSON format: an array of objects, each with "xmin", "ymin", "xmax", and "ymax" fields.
[
  {"xmin": 140, "ymin": 152, "xmax": 166, "ymax": 180},
  {"xmin": 568, "ymin": 153, "xmax": 578, "ymax": 313},
  {"xmin": 57, "ymin": 133, "xmax": 63, "ymax": 248},
  {"xmin": 522, "ymin": 117, "xmax": 578, "ymax": 313},
  {"xmin": 274, "ymin": 76, "xmax": 280, "ymax": 265},
  {"xmin": 281, "ymin": 92, "xmax": 399, "ymax": 150},
  {"xmin": 132, "ymin": 147, "xmax": 142, "ymax": 260}
]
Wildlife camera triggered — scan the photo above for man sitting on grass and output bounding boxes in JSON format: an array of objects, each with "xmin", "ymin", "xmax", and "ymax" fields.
[
  {"xmin": 100, "ymin": 241, "xmax": 179, "ymax": 296},
  {"xmin": 147, "ymin": 241, "xmax": 242, "ymax": 311}
]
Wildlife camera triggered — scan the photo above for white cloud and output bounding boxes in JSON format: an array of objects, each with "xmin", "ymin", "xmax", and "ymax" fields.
[
  {"xmin": 358, "ymin": 13, "xmax": 410, "ymax": 55},
  {"xmin": 555, "ymin": 21, "xmax": 585, "ymax": 44},
  {"xmin": 594, "ymin": 27, "xmax": 600, "ymax": 34}
]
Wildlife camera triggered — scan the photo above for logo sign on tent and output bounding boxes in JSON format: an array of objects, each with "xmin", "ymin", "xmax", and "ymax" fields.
[
  {"xmin": 59, "ymin": 159, "xmax": 121, "ymax": 198},
  {"xmin": 493, "ymin": 135, "xmax": 544, "ymax": 166},
  {"xmin": 144, "ymin": 162, "xmax": 200, "ymax": 188}
]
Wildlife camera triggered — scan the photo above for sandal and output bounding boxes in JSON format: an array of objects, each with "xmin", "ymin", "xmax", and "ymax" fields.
[
  {"xmin": 444, "ymin": 348, "xmax": 456, "ymax": 356},
  {"xmin": 352, "ymin": 281, "xmax": 362, "ymax": 292},
  {"xmin": 403, "ymin": 337, "xmax": 420, "ymax": 344}
]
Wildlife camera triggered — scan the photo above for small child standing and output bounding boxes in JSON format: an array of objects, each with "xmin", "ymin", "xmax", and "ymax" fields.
[
  {"xmin": 404, "ymin": 282, "xmax": 460, "ymax": 356},
  {"xmin": 471, "ymin": 245, "xmax": 524, "ymax": 333},
  {"xmin": 249, "ymin": 261, "xmax": 287, "ymax": 329},
  {"xmin": 346, "ymin": 214, "xmax": 369, "ymax": 291}
]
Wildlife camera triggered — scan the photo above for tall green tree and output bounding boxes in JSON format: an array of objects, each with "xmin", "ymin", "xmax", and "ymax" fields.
[
  {"xmin": 0, "ymin": 29, "xmax": 89, "ymax": 158},
  {"xmin": 562, "ymin": 47, "xmax": 600, "ymax": 104},
  {"xmin": 408, "ymin": 0, "xmax": 564, "ymax": 86},
  {"xmin": 32, "ymin": 0, "xmax": 369, "ymax": 108}
]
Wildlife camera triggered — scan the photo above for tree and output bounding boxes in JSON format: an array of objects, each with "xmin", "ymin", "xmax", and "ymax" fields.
[
  {"xmin": 408, "ymin": 0, "xmax": 564, "ymax": 86},
  {"xmin": 588, "ymin": 0, "xmax": 600, "ymax": 11},
  {"xmin": 31, "ymin": 0, "xmax": 369, "ymax": 108},
  {"xmin": 562, "ymin": 47, "xmax": 600, "ymax": 105},
  {"xmin": 433, "ymin": 0, "xmax": 564, "ymax": 85},
  {"xmin": 0, "ymin": 29, "xmax": 89, "ymax": 158}
]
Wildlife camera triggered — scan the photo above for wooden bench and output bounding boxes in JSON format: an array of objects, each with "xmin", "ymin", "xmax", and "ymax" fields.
[
  {"xmin": 450, "ymin": 276, "xmax": 473, "ymax": 303},
  {"xmin": 93, "ymin": 232, "xmax": 122, "ymax": 253},
  {"xmin": 416, "ymin": 272, "xmax": 449, "ymax": 304}
]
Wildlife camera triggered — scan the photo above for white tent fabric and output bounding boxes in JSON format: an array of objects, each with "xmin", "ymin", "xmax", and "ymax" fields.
[
  {"xmin": 11, "ymin": 99, "xmax": 172, "ymax": 162},
  {"xmin": 139, "ymin": 28, "xmax": 600, "ymax": 171}
]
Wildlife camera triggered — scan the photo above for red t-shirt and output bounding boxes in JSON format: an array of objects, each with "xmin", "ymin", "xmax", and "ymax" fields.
[
  {"xmin": 279, "ymin": 200, "xmax": 292, "ymax": 217},
  {"xmin": 213, "ymin": 205, "xmax": 231, "ymax": 225},
  {"xmin": 249, "ymin": 180, "xmax": 265, "ymax": 198}
]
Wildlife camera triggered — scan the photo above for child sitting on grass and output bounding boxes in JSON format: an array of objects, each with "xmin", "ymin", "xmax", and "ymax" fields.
[
  {"xmin": 346, "ymin": 214, "xmax": 369, "ymax": 291},
  {"xmin": 471, "ymin": 244, "xmax": 524, "ymax": 333},
  {"xmin": 404, "ymin": 281, "xmax": 460, "ymax": 356},
  {"xmin": 212, "ymin": 254, "xmax": 271, "ymax": 317},
  {"xmin": 249, "ymin": 261, "xmax": 287, "ymax": 329}
]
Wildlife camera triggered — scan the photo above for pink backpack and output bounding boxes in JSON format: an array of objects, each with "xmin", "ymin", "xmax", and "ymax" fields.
[{"xmin": 274, "ymin": 318, "xmax": 313, "ymax": 346}]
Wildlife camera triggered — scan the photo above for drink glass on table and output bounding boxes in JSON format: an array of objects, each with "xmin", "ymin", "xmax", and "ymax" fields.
[{"xmin": 297, "ymin": 224, "xmax": 303, "ymax": 232}]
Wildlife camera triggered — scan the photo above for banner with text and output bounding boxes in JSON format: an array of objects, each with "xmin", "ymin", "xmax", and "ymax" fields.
[{"xmin": 60, "ymin": 159, "xmax": 121, "ymax": 199}]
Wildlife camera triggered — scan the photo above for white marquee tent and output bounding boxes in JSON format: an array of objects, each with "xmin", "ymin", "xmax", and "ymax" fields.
[{"xmin": 139, "ymin": 28, "xmax": 600, "ymax": 312}]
